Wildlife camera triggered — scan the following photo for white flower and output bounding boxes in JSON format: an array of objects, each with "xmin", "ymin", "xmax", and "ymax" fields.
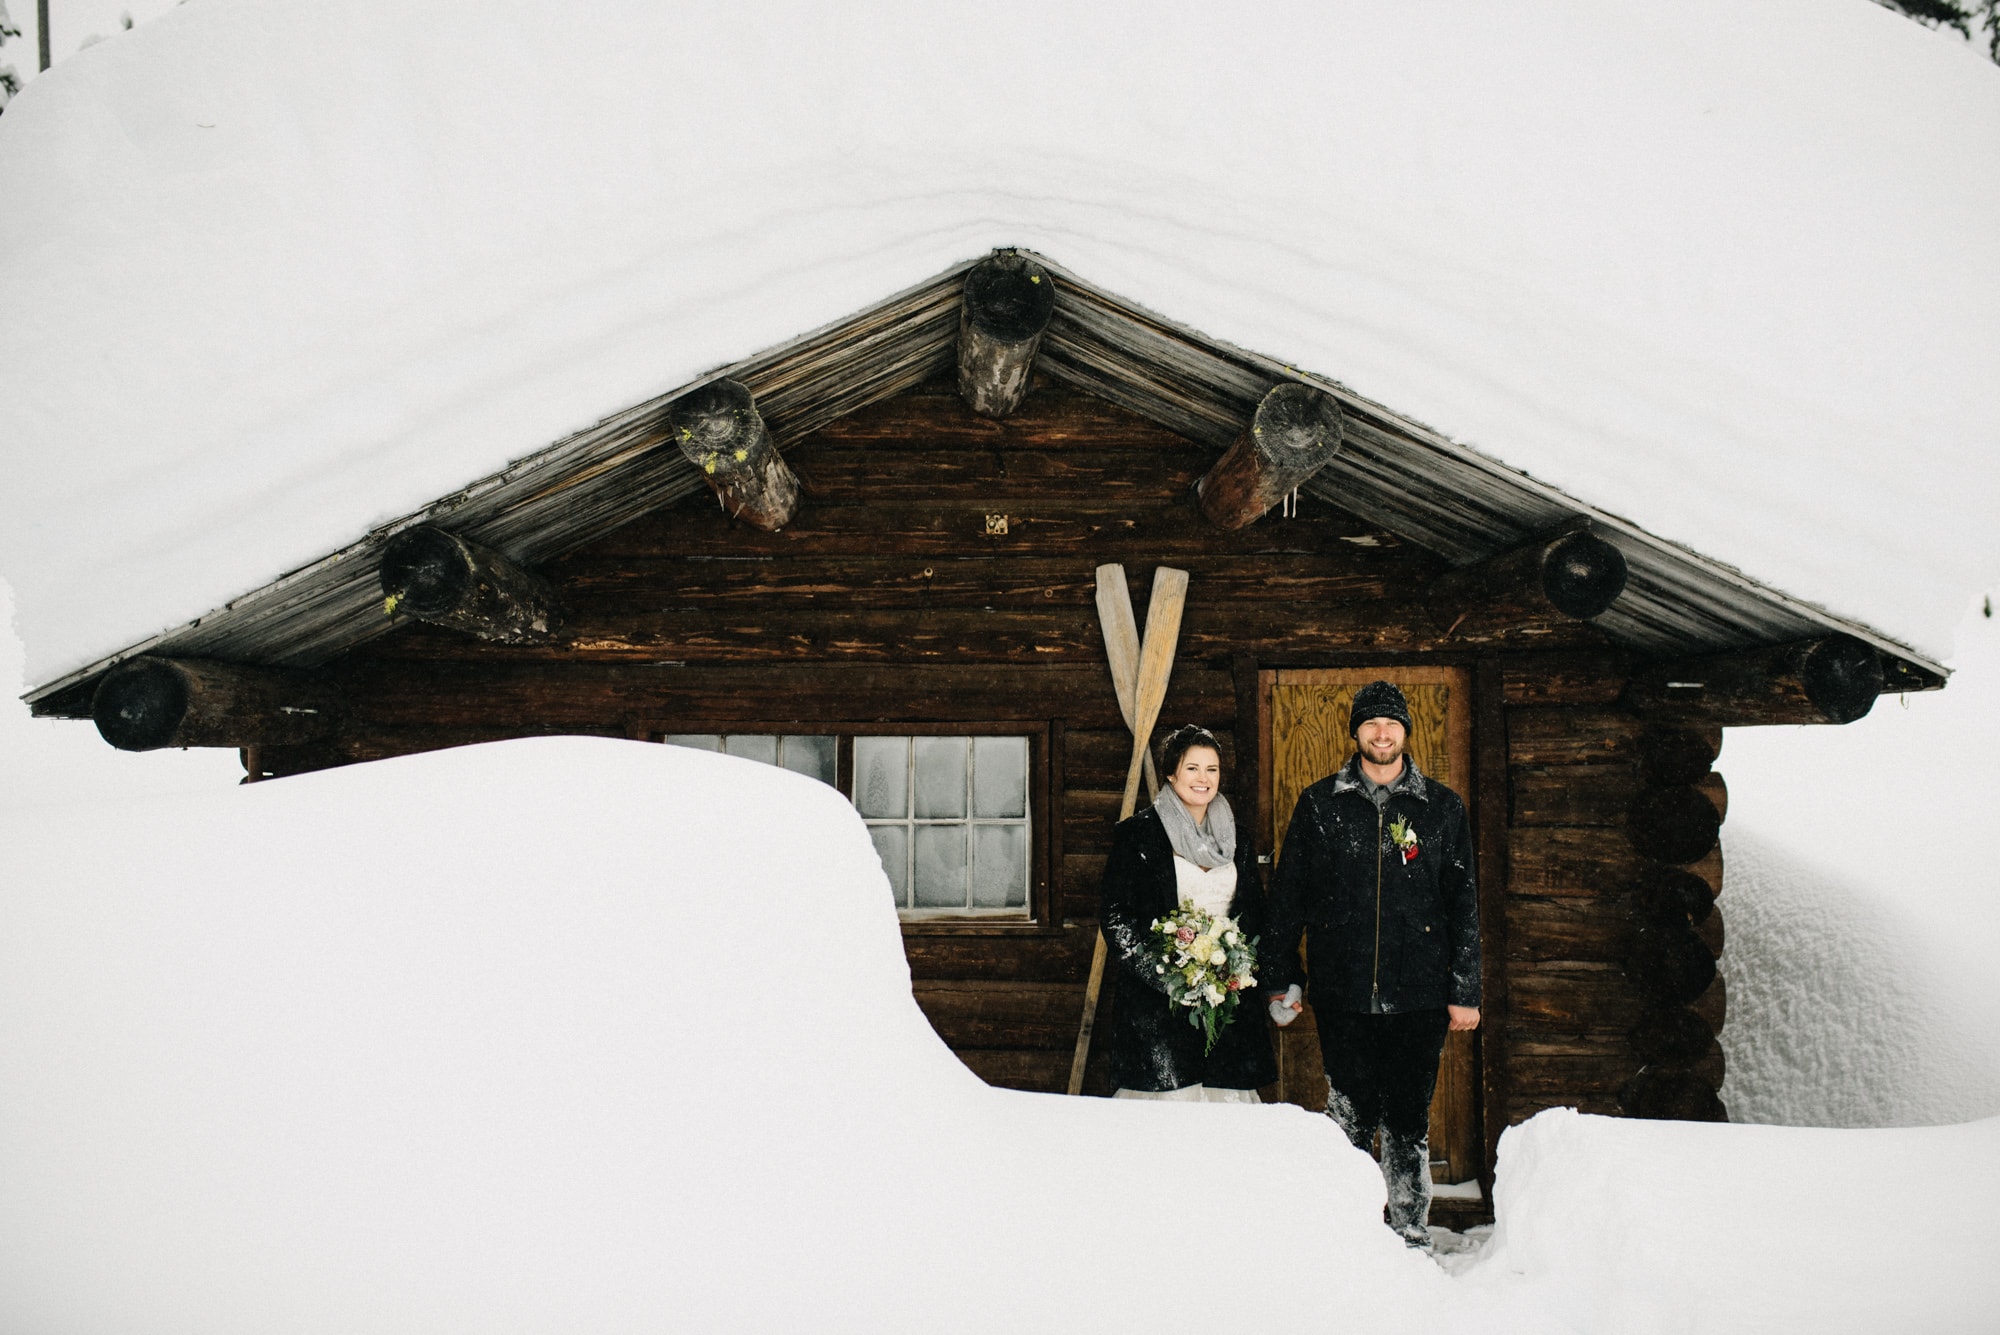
[{"xmin": 1210, "ymin": 949, "xmax": 1227, "ymax": 966}]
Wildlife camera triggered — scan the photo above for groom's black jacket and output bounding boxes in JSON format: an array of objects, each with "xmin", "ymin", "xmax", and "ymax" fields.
[{"xmin": 1263, "ymin": 755, "xmax": 1480, "ymax": 1014}]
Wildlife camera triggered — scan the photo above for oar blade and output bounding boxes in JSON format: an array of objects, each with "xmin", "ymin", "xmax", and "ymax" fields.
[
  {"xmin": 1094, "ymin": 563, "xmax": 1141, "ymax": 730},
  {"xmin": 1130, "ymin": 565, "xmax": 1189, "ymax": 727},
  {"xmin": 1119, "ymin": 566, "xmax": 1190, "ymax": 819}
]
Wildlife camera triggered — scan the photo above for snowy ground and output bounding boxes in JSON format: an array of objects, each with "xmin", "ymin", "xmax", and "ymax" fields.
[{"xmin": 4, "ymin": 729, "xmax": 1998, "ymax": 1333}]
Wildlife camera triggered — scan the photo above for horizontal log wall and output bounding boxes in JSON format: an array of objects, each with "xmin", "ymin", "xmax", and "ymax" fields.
[
  {"xmin": 287, "ymin": 376, "xmax": 1626, "ymax": 1116},
  {"xmin": 1499, "ymin": 667, "xmax": 1729, "ymax": 1124}
]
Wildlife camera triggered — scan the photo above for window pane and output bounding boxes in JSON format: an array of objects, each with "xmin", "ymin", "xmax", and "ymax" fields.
[
  {"xmin": 780, "ymin": 735, "xmax": 836, "ymax": 786},
  {"xmin": 912, "ymin": 825, "xmax": 968, "ymax": 908},
  {"xmin": 913, "ymin": 736, "xmax": 969, "ymax": 819},
  {"xmin": 853, "ymin": 737, "xmax": 909, "ymax": 818},
  {"xmin": 970, "ymin": 823, "xmax": 1028, "ymax": 909},
  {"xmin": 972, "ymin": 736, "xmax": 1028, "ymax": 818},
  {"xmin": 724, "ymin": 735, "xmax": 779, "ymax": 766},
  {"xmin": 868, "ymin": 824, "xmax": 909, "ymax": 907},
  {"xmin": 661, "ymin": 734, "xmax": 723, "ymax": 752}
]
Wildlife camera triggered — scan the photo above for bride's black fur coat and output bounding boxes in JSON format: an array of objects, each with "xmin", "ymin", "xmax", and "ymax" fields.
[{"xmin": 1098, "ymin": 806, "xmax": 1278, "ymax": 1093}]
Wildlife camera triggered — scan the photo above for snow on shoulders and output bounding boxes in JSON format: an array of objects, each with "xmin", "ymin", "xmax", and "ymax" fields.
[{"xmin": 2, "ymin": 0, "xmax": 1998, "ymax": 680}]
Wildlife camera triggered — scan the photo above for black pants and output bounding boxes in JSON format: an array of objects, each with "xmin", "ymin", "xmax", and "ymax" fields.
[{"xmin": 1315, "ymin": 1008, "xmax": 1449, "ymax": 1145}]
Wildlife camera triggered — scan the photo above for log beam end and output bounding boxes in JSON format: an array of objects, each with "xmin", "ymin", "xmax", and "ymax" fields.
[
  {"xmin": 380, "ymin": 526, "xmax": 563, "ymax": 643},
  {"xmin": 1627, "ymin": 634, "xmax": 1885, "ymax": 726},
  {"xmin": 1620, "ymin": 1065, "xmax": 1727, "ymax": 1122},
  {"xmin": 1626, "ymin": 785, "xmax": 1722, "ymax": 866},
  {"xmin": 1800, "ymin": 634, "xmax": 1887, "ymax": 724},
  {"xmin": 92, "ymin": 657, "xmax": 341, "ymax": 752},
  {"xmin": 1196, "ymin": 383, "xmax": 1345, "ymax": 529},
  {"xmin": 957, "ymin": 253, "xmax": 1056, "ymax": 419},
  {"xmin": 1542, "ymin": 532, "xmax": 1629, "ymax": 620},
  {"xmin": 667, "ymin": 380, "xmax": 800, "ymax": 532},
  {"xmin": 92, "ymin": 658, "xmax": 190, "ymax": 751},
  {"xmin": 1428, "ymin": 530, "xmax": 1628, "ymax": 639}
]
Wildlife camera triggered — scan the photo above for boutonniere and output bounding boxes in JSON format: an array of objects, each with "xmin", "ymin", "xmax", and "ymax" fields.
[{"xmin": 1388, "ymin": 816, "xmax": 1419, "ymax": 865}]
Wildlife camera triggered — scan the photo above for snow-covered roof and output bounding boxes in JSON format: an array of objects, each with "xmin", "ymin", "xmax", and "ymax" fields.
[{"xmin": 1, "ymin": 0, "xmax": 1996, "ymax": 691}]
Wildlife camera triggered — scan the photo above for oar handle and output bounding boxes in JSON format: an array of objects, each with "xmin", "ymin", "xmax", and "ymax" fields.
[
  {"xmin": 1120, "ymin": 743, "xmax": 1148, "ymax": 821},
  {"xmin": 1067, "ymin": 933, "xmax": 1109, "ymax": 1096}
]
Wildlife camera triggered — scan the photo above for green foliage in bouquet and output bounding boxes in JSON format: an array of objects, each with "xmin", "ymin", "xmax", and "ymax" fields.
[{"xmin": 1146, "ymin": 906, "xmax": 1259, "ymax": 1054}]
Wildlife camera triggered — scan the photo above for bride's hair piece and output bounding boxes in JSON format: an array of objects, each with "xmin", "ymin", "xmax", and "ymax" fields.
[{"xmin": 1159, "ymin": 724, "xmax": 1222, "ymax": 777}]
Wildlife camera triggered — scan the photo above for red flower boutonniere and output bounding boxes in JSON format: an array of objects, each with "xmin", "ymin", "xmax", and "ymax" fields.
[{"xmin": 1388, "ymin": 816, "xmax": 1420, "ymax": 865}]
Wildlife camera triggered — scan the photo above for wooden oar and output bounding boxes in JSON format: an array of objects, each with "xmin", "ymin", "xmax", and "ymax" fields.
[
  {"xmin": 1118, "ymin": 567, "xmax": 1187, "ymax": 818},
  {"xmin": 1092, "ymin": 564, "xmax": 1160, "ymax": 799},
  {"xmin": 1068, "ymin": 564, "xmax": 1189, "ymax": 1095}
]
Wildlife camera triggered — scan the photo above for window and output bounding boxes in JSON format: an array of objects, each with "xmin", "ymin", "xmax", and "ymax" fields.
[
  {"xmin": 854, "ymin": 736, "xmax": 1030, "ymax": 915},
  {"xmin": 656, "ymin": 729, "xmax": 1038, "ymax": 919},
  {"xmin": 661, "ymin": 734, "xmax": 837, "ymax": 787}
]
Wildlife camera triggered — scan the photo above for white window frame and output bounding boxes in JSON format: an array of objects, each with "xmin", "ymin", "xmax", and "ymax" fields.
[
  {"xmin": 642, "ymin": 725, "xmax": 1047, "ymax": 926},
  {"xmin": 856, "ymin": 735, "xmax": 1032, "ymax": 919}
]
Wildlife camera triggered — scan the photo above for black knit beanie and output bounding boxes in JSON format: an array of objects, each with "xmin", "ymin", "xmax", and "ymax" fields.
[{"xmin": 1348, "ymin": 680, "xmax": 1412, "ymax": 738}]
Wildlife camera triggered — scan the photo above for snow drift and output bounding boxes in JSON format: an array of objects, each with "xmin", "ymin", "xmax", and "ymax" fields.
[
  {"xmin": 1719, "ymin": 828, "xmax": 2000, "ymax": 1129},
  {"xmin": 2, "ymin": 0, "xmax": 1998, "ymax": 685},
  {"xmin": 1475, "ymin": 1108, "xmax": 2000, "ymax": 1333},
  {"xmin": 0, "ymin": 738, "xmax": 1474, "ymax": 1333},
  {"xmin": 6, "ymin": 737, "xmax": 2000, "ymax": 1331},
  {"xmin": 1718, "ymin": 598, "xmax": 2000, "ymax": 1130}
]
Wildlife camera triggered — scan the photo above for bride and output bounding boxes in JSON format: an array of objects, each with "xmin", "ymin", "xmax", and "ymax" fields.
[{"xmin": 1099, "ymin": 725, "xmax": 1277, "ymax": 1101}]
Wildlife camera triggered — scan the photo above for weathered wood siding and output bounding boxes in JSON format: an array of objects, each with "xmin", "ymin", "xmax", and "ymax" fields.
[
  {"xmin": 263, "ymin": 377, "xmax": 1658, "ymax": 1122},
  {"xmin": 1500, "ymin": 661, "xmax": 1729, "ymax": 1124}
]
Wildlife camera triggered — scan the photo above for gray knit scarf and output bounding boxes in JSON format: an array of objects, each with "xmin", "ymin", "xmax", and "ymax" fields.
[{"xmin": 1153, "ymin": 786, "xmax": 1236, "ymax": 870}]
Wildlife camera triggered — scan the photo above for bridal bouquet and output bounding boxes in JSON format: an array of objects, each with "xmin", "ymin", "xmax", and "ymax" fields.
[{"xmin": 1146, "ymin": 907, "xmax": 1258, "ymax": 1054}]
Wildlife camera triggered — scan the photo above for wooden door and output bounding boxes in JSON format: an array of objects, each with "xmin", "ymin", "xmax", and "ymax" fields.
[{"xmin": 1259, "ymin": 668, "xmax": 1481, "ymax": 1185}]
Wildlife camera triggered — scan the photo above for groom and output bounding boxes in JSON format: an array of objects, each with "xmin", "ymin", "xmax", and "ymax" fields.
[{"xmin": 1262, "ymin": 680, "xmax": 1482, "ymax": 1249}]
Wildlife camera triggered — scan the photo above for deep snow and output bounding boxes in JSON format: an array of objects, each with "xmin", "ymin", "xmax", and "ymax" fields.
[
  {"xmin": 1470, "ymin": 1109, "xmax": 2000, "ymax": 1333},
  {"xmin": 0, "ymin": 738, "xmax": 1522, "ymax": 1333},
  {"xmin": 1719, "ymin": 596, "xmax": 2000, "ymax": 1127},
  {"xmin": 2, "ymin": 0, "xmax": 1998, "ymax": 687},
  {"xmin": 3, "ymin": 735, "xmax": 1998, "ymax": 1332}
]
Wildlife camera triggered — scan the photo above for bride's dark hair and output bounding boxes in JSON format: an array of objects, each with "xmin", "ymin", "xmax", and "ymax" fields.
[{"xmin": 1158, "ymin": 724, "xmax": 1223, "ymax": 777}]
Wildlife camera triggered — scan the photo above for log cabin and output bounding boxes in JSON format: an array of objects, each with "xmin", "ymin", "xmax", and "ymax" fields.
[{"xmin": 22, "ymin": 252, "xmax": 1945, "ymax": 1229}]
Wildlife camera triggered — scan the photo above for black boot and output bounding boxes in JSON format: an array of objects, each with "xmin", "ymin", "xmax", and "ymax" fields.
[{"xmin": 1380, "ymin": 1128, "xmax": 1432, "ymax": 1250}]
